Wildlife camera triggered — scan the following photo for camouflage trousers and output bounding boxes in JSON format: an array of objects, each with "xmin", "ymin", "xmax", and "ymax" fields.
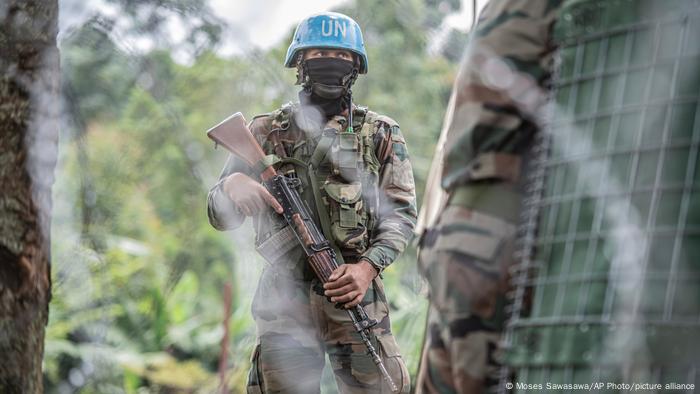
[
  {"xmin": 415, "ymin": 206, "xmax": 516, "ymax": 394},
  {"xmin": 246, "ymin": 264, "xmax": 410, "ymax": 394}
]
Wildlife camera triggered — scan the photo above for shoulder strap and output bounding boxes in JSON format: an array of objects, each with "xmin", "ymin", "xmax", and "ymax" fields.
[
  {"xmin": 270, "ymin": 102, "xmax": 295, "ymax": 131},
  {"xmin": 358, "ymin": 111, "xmax": 381, "ymax": 175},
  {"xmin": 252, "ymin": 154, "xmax": 282, "ymax": 175},
  {"xmin": 309, "ymin": 129, "xmax": 335, "ymax": 170},
  {"xmin": 352, "ymin": 106, "xmax": 368, "ymax": 131},
  {"xmin": 362, "ymin": 110, "xmax": 376, "ymax": 132}
]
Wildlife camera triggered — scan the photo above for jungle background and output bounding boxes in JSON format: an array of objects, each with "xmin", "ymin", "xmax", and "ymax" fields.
[{"xmin": 47, "ymin": 0, "xmax": 477, "ymax": 392}]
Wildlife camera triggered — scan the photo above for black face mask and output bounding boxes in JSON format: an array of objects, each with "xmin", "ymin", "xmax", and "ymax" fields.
[
  {"xmin": 299, "ymin": 57, "xmax": 357, "ymax": 118},
  {"xmin": 304, "ymin": 57, "xmax": 356, "ymax": 98}
]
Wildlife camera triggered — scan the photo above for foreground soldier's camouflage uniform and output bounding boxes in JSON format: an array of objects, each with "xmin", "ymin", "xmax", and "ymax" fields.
[
  {"xmin": 208, "ymin": 104, "xmax": 416, "ymax": 392},
  {"xmin": 415, "ymin": 1, "xmax": 562, "ymax": 392}
]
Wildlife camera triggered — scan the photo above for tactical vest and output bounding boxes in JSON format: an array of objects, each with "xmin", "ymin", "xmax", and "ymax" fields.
[
  {"xmin": 504, "ymin": 0, "xmax": 700, "ymax": 386},
  {"xmin": 252, "ymin": 103, "xmax": 385, "ymax": 268}
]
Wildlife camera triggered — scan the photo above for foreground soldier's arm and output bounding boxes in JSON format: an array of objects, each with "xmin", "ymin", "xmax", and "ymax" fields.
[
  {"xmin": 364, "ymin": 119, "xmax": 418, "ymax": 272},
  {"xmin": 441, "ymin": 0, "xmax": 559, "ymax": 195}
]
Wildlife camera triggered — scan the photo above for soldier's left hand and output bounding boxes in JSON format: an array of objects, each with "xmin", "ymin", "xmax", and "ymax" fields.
[{"xmin": 324, "ymin": 260, "xmax": 378, "ymax": 308}]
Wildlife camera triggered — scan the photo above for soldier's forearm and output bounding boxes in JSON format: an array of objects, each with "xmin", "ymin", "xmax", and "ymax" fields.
[
  {"xmin": 207, "ymin": 180, "xmax": 245, "ymax": 231},
  {"xmin": 362, "ymin": 244, "xmax": 401, "ymax": 274},
  {"xmin": 362, "ymin": 214, "xmax": 416, "ymax": 273},
  {"xmin": 365, "ymin": 191, "xmax": 417, "ymax": 272}
]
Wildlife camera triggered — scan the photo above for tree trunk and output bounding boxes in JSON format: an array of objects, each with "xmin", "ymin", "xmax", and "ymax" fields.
[{"xmin": 0, "ymin": 1, "xmax": 59, "ymax": 392}]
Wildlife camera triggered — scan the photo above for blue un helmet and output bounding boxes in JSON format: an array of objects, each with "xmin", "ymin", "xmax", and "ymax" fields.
[{"xmin": 284, "ymin": 12, "xmax": 368, "ymax": 74}]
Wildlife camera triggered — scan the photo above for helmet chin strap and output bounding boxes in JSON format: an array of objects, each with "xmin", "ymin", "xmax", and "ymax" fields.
[
  {"xmin": 344, "ymin": 68, "xmax": 359, "ymax": 91},
  {"xmin": 295, "ymin": 52, "xmax": 306, "ymax": 85},
  {"xmin": 346, "ymin": 89, "xmax": 354, "ymax": 132}
]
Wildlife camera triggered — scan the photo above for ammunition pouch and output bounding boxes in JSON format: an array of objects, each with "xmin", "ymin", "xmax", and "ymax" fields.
[
  {"xmin": 332, "ymin": 131, "xmax": 363, "ymax": 182},
  {"xmin": 323, "ymin": 180, "xmax": 368, "ymax": 251}
]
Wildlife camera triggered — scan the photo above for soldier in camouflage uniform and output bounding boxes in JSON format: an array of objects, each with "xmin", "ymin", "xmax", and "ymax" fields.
[
  {"xmin": 415, "ymin": 1, "xmax": 561, "ymax": 393},
  {"xmin": 207, "ymin": 12, "xmax": 416, "ymax": 393}
]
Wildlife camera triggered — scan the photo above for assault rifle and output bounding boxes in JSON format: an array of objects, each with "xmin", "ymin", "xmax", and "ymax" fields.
[{"xmin": 207, "ymin": 112, "xmax": 398, "ymax": 393}]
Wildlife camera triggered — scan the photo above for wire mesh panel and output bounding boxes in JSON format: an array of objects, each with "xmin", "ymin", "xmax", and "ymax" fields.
[{"xmin": 502, "ymin": 0, "xmax": 700, "ymax": 392}]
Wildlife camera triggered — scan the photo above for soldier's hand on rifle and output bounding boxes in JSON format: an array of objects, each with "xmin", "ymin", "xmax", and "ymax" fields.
[
  {"xmin": 223, "ymin": 173, "xmax": 284, "ymax": 216},
  {"xmin": 324, "ymin": 259, "xmax": 378, "ymax": 308}
]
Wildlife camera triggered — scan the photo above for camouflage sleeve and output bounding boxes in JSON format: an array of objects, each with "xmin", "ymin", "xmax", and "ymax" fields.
[
  {"xmin": 441, "ymin": 0, "xmax": 562, "ymax": 191},
  {"xmin": 207, "ymin": 154, "xmax": 248, "ymax": 231},
  {"xmin": 206, "ymin": 115, "xmax": 271, "ymax": 231},
  {"xmin": 362, "ymin": 119, "xmax": 418, "ymax": 273}
]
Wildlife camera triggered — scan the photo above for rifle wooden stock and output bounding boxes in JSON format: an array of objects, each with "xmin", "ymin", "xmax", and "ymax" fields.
[{"xmin": 206, "ymin": 112, "xmax": 277, "ymax": 181}]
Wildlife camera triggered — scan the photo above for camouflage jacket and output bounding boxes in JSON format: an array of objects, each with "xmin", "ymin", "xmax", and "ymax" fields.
[
  {"xmin": 207, "ymin": 103, "xmax": 417, "ymax": 274},
  {"xmin": 432, "ymin": 0, "xmax": 562, "ymax": 223}
]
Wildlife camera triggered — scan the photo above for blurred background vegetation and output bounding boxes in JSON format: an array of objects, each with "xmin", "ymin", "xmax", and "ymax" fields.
[{"xmin": 48, "ymin": 0, "xmax": 473, "ymax": 392}]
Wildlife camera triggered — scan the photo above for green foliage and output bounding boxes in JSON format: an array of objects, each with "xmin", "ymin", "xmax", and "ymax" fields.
[
  {"xmin": 61, "ymin": 25, "xmax": 134, "ymax": 122},
  {"xmin": 48, "ymin": 0, "xmax": 465, "ymax": 392}
]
